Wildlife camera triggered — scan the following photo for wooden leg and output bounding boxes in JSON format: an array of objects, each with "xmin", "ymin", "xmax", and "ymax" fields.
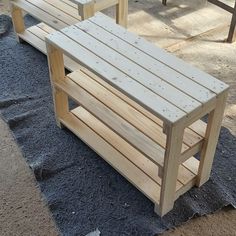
[
  {"xmin": 227, "ymin": 1, "xmax": 236, "ymax": 43},
  {"xmin": 79, "ymin": 1, "xmax": 95, "ymax": 20},
  {"xmin": 196, "ymin": 91, "xmax": 228, "ymax": 187},
  {"xmin": 10, "ymin": 3, "xmax": 25, "ymax": 43},
  {"xmin": 158, "ymin": 123, "xmax": 184, "ymax": 216},
  {"xmin": 162, "ymin": 0, "xmax": 167, "ymax": 6},
  {"xmin": 116, "ymin": 0, "xmax": 128, "ymax": 28},
  {"xmin": 46, "ymin": 43, "xmax": 69, "ymax": 128}
]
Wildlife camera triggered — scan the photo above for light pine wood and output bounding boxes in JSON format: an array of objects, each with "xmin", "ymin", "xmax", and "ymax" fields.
[
  {"xmin": 78, "ymin": 0, "xmax": 95, "ymax": 20},
  {"xmin": 79, "ymin": 68, "xmax": 207, "ymax": 143},
  {"xmin": 18, "ymin": 24, "xmax": 81, "ymax": 72},
  {"xmin": 72, "ymin": 106, "xmax": 197, "ymax": 191},
  {"xmin": 26, "ymin": 0, "xmax": 78, "ymax": 25},
  {"xmin": 90, "ymin": 13, "xmax": 229, "ymax": 94},
  {"xmin": 71, "ymin": 106, "xmax": 201, "ymax": 193},
  {"xmin": 95, "ymin": 0, "xmax": 118, "ymax": 12},
  {"xmin": 75, "ymin": 20, "xmax": 213, "ymax": 105},
  {"xmin": 67, "ymin": 24, "xmax": 202, "ymax": 113},
  {"xmin": 18, "ymin": 29, "xmax": 46, "ymax": 52},
  {"xmin": 43, "ymin": 0, "xmax": 82, "ymax": 19},
  {"xmin": 12, "ymin": 0, "xmax": 68, "ymax": 30},
  {"xmin": 59, "ymin": 106, "xmax": 200, "ymax": 206},
  {"xmin": 44, "ymin": 14, "xmax": 228, "ymax": 216},
  {"xmin": 10, "ymin": 3, "xmax": 25, "ymax": 43},
  {"xmin": 46, "ymin": 30, "xmax": 186, "ymax": 124},
  {"xmin": 54, "ymin": 77, "xmax": 166, "ymax": 167},
  {"xmin": 196, "ymin": 91, "xmax": 228, "ymax": 186},
  {"xmin": 116, "ymin": 0, "xmax": 128, "ymax": 27},
  {"xmin": 60, "ymin": 111, "xmax": 162, "ymax": 204},
  {"xmin": 46, "ymin": 44, "xmax": 69, "ymax": 127},
  {"xmin": 158, "ymin": 123, "xmax": 185, "ymax": 216},
  {"xmin": 10, "ymin": 0, "xmax": 128, "ymax": 47},
  {"xmin": 68, "ymin": 70, "xmax": 205, "ymax": 160}
]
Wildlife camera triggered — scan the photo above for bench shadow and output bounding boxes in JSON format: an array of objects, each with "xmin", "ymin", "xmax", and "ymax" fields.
[{"xmin": 127, "ymin": 0, "xmax": 229, "ymax": 43}]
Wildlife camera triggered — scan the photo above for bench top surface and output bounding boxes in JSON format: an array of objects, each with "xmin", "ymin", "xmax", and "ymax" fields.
[{"xmin": 46, "ymin": 13, "xmax": 229, "ymax": 124}]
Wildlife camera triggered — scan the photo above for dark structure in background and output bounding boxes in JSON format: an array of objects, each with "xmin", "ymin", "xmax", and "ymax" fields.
[{"xmin": 162, "ymin": 0, "xmax": 236, "ymax": 43}]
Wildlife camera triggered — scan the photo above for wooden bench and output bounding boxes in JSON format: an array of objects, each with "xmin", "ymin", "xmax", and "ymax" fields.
[
  {"xmin": 10, "ymin": 0, "xmax": 128, "ymax": 49},
  {"xmin": 45, "ymin": 13, "xmax": 229, "ymax": 216}
]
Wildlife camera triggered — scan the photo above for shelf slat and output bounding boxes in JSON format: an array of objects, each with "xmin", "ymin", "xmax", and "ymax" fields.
[
  {"xmin": 66, "ymin": 107, "xmax": 199, "ymax": 204},
  {"xmin": 68, "ymin": 70, "xmax": 206, "ymax": 161},
  {"xmin": 60, "ymin": 111, "xmax": 162, "ymax": 204},
  {"xmin": 55, "ymin": 78, "xmax": 166, "ymax": 167}
]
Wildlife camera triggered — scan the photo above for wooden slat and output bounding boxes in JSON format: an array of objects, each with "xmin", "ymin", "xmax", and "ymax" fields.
[
  {"xmin": 95, "ymin": 0, "xmax": 118, "ymax": 12},
  {"xmin": 60, "ymin": 0, "xmax": 78, "ymax": 9},
  {"xmin": 46, "ymin": 31, "xmax": 186, "ymax": 124},
  {"xmin": 23, "ymin": 24, "xmax": 81, "ymax": 71},
  {"xmin": 69, "ymin": 0, "xmax": 93, "ymax": 5},
  {"xmin": 60, "ymin": 111, "xmax": 162, "ymax": 204},
  {"xmin": 89, "ymin": 13, "xmax": 229, "ymax": 94},
  {"xmin": 18, "ymin": 29, "xmax": 47, "ymax": 53},
  {"xmin": 75, "ymin": 20, "xmax": 215, "ymax": 104},
  {"xmin": 72, "ymin": 106, "xmax": 199, "ymax": 189},
  {"xmin": 68, "ymin": 69, "xmax": 204, "ymax": 166},
  {"xmin": 25, "ymin": 0, "xmax": 78, "ymax": 25},
  {"xmin": 183, "ymin": 157, "xmax": 199, "ymax": 175},
  {"xmin": 80, "ymin": 67, "xmax": 207, "ymax": 141},
  {"xmin": 37, "ymin": 22, "xmax": 55, "ymax": 33},
  {"xmin": 68, "ymin": 71, "xmax": 169, "ymax": 148},
  {"xmin": 68, "ymin": 70, "xmax": 206, "ymax": 155},
  {"xmin": 55, "ymin": 77, "xmax": 166, "ymax": 167},
  {"xmin": 43, "ymin": 0, "xmax": 81, "ymax": 20},
  {"xmin": 72, "ymin": 107, "xmax": 166, "ymax": 186},
  {"xmin": 64, "ymin": 25, "xmax": 201, "ymax": 113},
  {"xmin": 12, "ymin": 0, "xmax": 68, "ymax": 30}
]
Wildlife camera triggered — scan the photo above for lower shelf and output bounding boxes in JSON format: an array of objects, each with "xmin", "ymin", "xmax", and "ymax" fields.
[
  {"xmin": 18, "ymin": 23, "xmax": 81, "ymax": 71},
  {"xmin": 60, "ymin": 107, "xmax": 199, "ymax": 206}
]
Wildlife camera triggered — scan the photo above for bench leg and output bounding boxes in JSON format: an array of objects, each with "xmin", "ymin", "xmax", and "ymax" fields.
[
  {"xmin": 162, "ymin": 0, "xmax": 167, "ymax": 6},
  {"xmin": 79, "ymin": 2, "xmax": 95, "ymax": 21},
  {"xmin": 227, "ymin": 1, "xmax": 236, "ymax": 43},
  {"xmin": 158, "ymin": 123, "xmax": 184, "ymax": 216},
  {"xmin": 46, "ymin": 44, "xmax": 69, "ymax": 128},
  {"xmin": 116, "ymin": 0, "xmax": 128, "ymax": 28},
  {"xmin": 10, "ymin": 3, "xmax": 25, "ymax": 43},
  {"xmin": 196, "ymin": 92, "xmax": 228, "ymax": 187}
]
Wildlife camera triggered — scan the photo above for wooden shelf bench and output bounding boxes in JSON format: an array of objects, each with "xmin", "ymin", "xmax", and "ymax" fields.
[
  {"xmin": 10, "ymin": 0, "xmax": 128, "ymax": 50},
  {"xmin": 45, "ymin": 14, "xmax": 229, "ymax": 216}
]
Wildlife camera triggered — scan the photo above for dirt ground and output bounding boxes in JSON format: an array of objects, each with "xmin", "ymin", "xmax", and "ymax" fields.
[{"xmin": 0, "ymin": 0, "xmax": 236, "ymax": 235}]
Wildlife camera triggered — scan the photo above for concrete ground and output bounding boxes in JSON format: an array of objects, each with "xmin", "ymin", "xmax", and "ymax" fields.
[{"xmin": 0, "ymin": 0, "xmax": 236, "ymax": 235}]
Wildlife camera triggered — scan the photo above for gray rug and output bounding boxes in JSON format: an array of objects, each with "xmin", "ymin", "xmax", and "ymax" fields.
[{"xmin": 0, "ymin": 15, "xmax": 235, "ymax": 236}]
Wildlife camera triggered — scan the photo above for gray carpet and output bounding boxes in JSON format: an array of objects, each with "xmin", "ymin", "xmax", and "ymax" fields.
[{"xmin": 0, "ymin": 15, "xmax": 235, "ymax": 236}]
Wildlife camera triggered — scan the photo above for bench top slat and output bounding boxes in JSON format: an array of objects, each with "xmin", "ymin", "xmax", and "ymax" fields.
[
  {"xmin": 46, "ymin": 31, "xmax": 186, "ymax": 124},
  {"xmin": 42, "ymin": 0, "xmax": 81, "ymax": 20},
  {"xmin": 79, "ymin": 20, "xmax": 215, "ymax": 104},
  {"xmin": 26, "ymin": 0, "xmax": 79, "ymax": 25},
  {"xmin": 62, "ymin": 25, "xmax": 201, "ymax": 113},
  {"xmin": 14, "ymin": 0, "xmax": 68, "ymax": 30},
  {"xmin": 90, "ymin": 13, "xmax": 229, "ymax": 94}
]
